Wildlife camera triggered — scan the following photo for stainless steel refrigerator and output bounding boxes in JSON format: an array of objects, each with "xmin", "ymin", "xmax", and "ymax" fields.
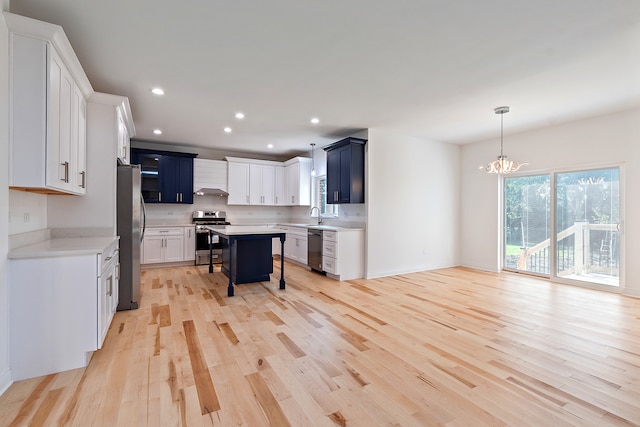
[{"xmin": 117, "ymin": 163, "xmax": 145, "ymax": 310}]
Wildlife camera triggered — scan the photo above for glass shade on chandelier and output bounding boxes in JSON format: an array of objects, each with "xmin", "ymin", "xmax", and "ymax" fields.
[
  {"xmin": 480, "ymin": 106, "xmax": 528, "ymax": 174},
  {"xmin": 481, "ymin": 154, "xmax": 527, "ymax": 174}
]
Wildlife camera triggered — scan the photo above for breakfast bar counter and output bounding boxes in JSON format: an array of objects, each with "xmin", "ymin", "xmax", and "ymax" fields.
[{"xmin": 207, "ymin": 226, "xmax": 286, "ymax": 296}]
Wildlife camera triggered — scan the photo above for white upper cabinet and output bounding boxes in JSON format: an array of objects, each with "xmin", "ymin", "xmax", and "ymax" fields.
[
  {"xmin": 72, "ymin": 84, "xmax": 87, "ymax": 193},
  {"xmin": 227, "ymin": 161, "xmax": 250, "ymax": 205},
  {"xmin": 48, "ymin": 93, "xmax": 135, "ymax": 232},
  {"xmin": 284, "ymin": 157, "xmax": 312, "ymax": 206},
  {"xmin": 227, "ymin": 156, "xmax": 311, "ymax": 206},
  {"xmin": 274, "ymin": 166, "xmax": 285, "ymax": 206},
  {"xmin": 249, "ymin": 164, "xmax": 275, "ymax": 205},
  {"xmin": 117, "ymin": 107, "xmax": 131, "ymax": 164},
  {"xmin": 6, "ymin": 12, "xmax": 93, "ymax": 195}
]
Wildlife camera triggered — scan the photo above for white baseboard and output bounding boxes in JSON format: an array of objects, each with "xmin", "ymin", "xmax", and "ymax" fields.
[
  {"xmin": 365, "ymin": 263, "xmax": 458, "ymax": 280},
  {"xmin": 623, "ymin": 288, "xmax": 640, "ymax": 299},
  {"xmin": 0, "ymin": 368, "xmax": 12, "ymax": 397}
]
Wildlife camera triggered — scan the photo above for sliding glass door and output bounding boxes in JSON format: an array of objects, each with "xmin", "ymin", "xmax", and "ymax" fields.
[
  {"xmin": 504, "ymin": 175, "xmax": 550, "ymax": 275},
  {"xmin": 504, "ymin": 167, "xmax": 621, "ymax": 288},
  {"xmin": 555, "ymin": 168, "xmax": 620, "ymax": 286}
]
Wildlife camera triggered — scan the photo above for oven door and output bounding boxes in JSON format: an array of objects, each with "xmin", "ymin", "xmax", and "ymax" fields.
[{"xmin": 195, "ymin": 229, "xmax": 222, "ymax": 265}]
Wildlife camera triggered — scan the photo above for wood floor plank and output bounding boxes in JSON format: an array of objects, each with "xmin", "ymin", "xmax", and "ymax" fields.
[
  {"xmin": 1, "ymin": 263, "xmax": 639, "ymax": 426},
  {"xmin": 183, "ymin": 320, "xmax": 221, "ymax": 415}
]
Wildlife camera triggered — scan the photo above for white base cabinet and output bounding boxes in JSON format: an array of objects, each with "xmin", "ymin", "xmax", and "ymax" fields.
[
  {"xmin": 142, "ymin": 227, "xmax": 184, "ymax": 264},
  {"xmin": 282, "ymin": 226, "xmax": 308, "ymax": 265},
  {"xmin": 322, "ymin": 229, "xmax": 365, "ymax": 281},
  {"xmin": 184, "ymin": 226, "xmax": 196, "ymax": 262},
  {"xmin": 142, "ymin": 226, "xmax": 197, "ymax": 265},
  {"xmin": 9, "ymin": 237, "xmax": 119, "ymax": 381}
]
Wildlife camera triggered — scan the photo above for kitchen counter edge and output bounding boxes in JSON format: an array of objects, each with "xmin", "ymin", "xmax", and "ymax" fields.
[{"xmin": 8, "ymin": 236, "xmax": 119, "ymax": 259}]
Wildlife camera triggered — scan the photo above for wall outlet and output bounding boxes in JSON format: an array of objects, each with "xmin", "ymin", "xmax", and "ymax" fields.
[{"xmin": 23, "ymin": 213, "xmax": 30, "ymax": 222}]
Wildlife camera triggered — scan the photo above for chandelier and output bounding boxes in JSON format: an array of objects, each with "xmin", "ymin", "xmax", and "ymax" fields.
[{"xmin": 480, "ymin": 106, "xmax": 527, "ymax": 174}]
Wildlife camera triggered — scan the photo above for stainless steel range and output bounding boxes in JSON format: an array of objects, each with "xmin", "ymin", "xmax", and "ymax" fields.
[{"xmin": 192, "ymin": 210, "xmax": 230, "ymax": 265}]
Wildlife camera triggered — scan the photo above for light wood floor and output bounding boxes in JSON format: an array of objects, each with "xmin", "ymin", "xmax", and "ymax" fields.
[{"xmin": 1, "ymin": 262, "xmax": 639, "ymax": 426}]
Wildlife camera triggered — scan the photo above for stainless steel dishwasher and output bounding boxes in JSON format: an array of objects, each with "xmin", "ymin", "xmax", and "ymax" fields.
[{"xmin": 307, "ymin": 229, "xmax": 323, "ymax": 272}]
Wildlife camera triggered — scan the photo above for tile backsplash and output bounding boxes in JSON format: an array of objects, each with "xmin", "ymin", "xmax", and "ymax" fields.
[{"xmin": 145, "ymin": 195, "xmax": 366, "ymax": 228}]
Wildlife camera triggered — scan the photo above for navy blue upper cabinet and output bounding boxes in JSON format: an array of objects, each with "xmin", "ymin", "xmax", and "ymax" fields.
[
  {"xmin": 131, "ymin": 148, "xmax": 195, "ymax": 204},
  {"xmin": 324, "ymin": 137, "xmax": 366, "ymax": 204}
]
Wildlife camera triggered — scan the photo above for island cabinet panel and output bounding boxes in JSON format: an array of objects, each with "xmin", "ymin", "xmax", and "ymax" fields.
[
  {"xmin": 221, "ymin": 236, "xmax": 273, "ymax": 284},
  {"xmin": 324, "ymin": 137, "xmax": 366, "ymax": 204}
]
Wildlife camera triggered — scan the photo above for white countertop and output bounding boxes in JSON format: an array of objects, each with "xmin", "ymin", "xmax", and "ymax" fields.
[
  {"xmin": 206, "ymin": 225, "xmax": 286, "ymax": 236},
  {"xmin": 9, "ymin": 236, "xmax": 119, "ymax": 259},
  {"xmin": 277, "ymin": 223, "xmax": 365, "ymax": 231},
  {"xmin": 145, "ymin": 223, "xmax": 193, "ymax": 227}
]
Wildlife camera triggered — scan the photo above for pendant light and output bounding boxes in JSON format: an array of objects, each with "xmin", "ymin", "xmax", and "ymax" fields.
[
  {"xmin": 480, "ymin": 106, "xmax": 528, "ymax": 174},
  {"xmin": 310, "ymin": 143, "xmax": 316, "ymax": 176}
]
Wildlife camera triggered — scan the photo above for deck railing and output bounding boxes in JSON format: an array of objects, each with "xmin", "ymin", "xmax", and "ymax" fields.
[{"xmin": 515, "ymin": 222, "xmax": 619, "ymax": 276}]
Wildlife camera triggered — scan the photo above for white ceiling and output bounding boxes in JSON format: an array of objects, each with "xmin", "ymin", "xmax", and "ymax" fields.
[{"xmin": 9, "ymin": 0, "xmax": 640, "ymax": 157}]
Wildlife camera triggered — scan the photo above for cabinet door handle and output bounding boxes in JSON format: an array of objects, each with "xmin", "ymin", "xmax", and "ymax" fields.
[
  {"xmin": 291, "ymin": 196, "xmax": 294, "ymax": 204},
  {"xmin": 80, "ymin": 171, "xmax": 86, "ymax": 188},
  {"xmin": 116, "ymin": 264, "xmax": 120, "ymax": 280},
  {"xmin": 159, "ymin": 192, "xmax": 162, "ymax": 202},
  {"xmin": 61, "ymin": 161, "xmax": 69, "ymax": 183},
  {"xmin": 334, "ymin": 191, "xmax": 338, "ymax": 202},
  {"xmin": 107, "ymin": 276, "xmax": 113, "ymax": 297}
]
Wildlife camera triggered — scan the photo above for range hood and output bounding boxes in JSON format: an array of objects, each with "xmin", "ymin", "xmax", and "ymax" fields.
[{"xmin": 194, "ymin": 188, "xmax": 229, "ymax": 197}]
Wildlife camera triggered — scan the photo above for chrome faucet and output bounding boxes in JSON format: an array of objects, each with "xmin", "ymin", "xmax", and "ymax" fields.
[{"xmin": 310, "ymin": 206, "xmax": 322, "ymax": 224}]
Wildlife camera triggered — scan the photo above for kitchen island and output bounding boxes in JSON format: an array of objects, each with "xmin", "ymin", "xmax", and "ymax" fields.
[{"xmin": 207, "ymin": 226, "xmax": 287, "ymax": 296}]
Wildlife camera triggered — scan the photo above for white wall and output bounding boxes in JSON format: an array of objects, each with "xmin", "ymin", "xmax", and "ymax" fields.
[
  {"xmin": 0, "ymin": 4, "xmax": 12, "ymax": 395},
  {"xmin": 460, "ymin": 107, "xmax": 640, "ymax": 297},
  {"xmin": 8, "ymin": 190, "xmax": 47, "ymax": 235},
  {"xmin": 366, "ymin": 128, "xmax": 460, "ymax": 278}
]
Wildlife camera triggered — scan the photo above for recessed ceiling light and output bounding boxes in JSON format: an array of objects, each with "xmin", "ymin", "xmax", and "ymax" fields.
[
  {"xmin": 310, "ymin": 117, "xmax": 319, "ymax": 124},
  {"xmin": 151, "ymin": 88, "xmax": 165, "ymax": 95},
  {"xmin": 153, "ymin": 129, "xmax": 162, "ymax": 135},
  {"xmin": 235, "ymin": 112, "xmax": 245, "ymax": 119},
  {"xmin": 224, "ymin": 127, "xmax": 232, "ymax": 133},
  {"xmin": 267, "ymin": 144, "xmax": 274, "ymax": 149}
]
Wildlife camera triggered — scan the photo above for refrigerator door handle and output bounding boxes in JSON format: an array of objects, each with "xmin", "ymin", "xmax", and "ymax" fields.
[{"xmin": 140, "ymin": 195, "xmax": 147, "ymax": 243}]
